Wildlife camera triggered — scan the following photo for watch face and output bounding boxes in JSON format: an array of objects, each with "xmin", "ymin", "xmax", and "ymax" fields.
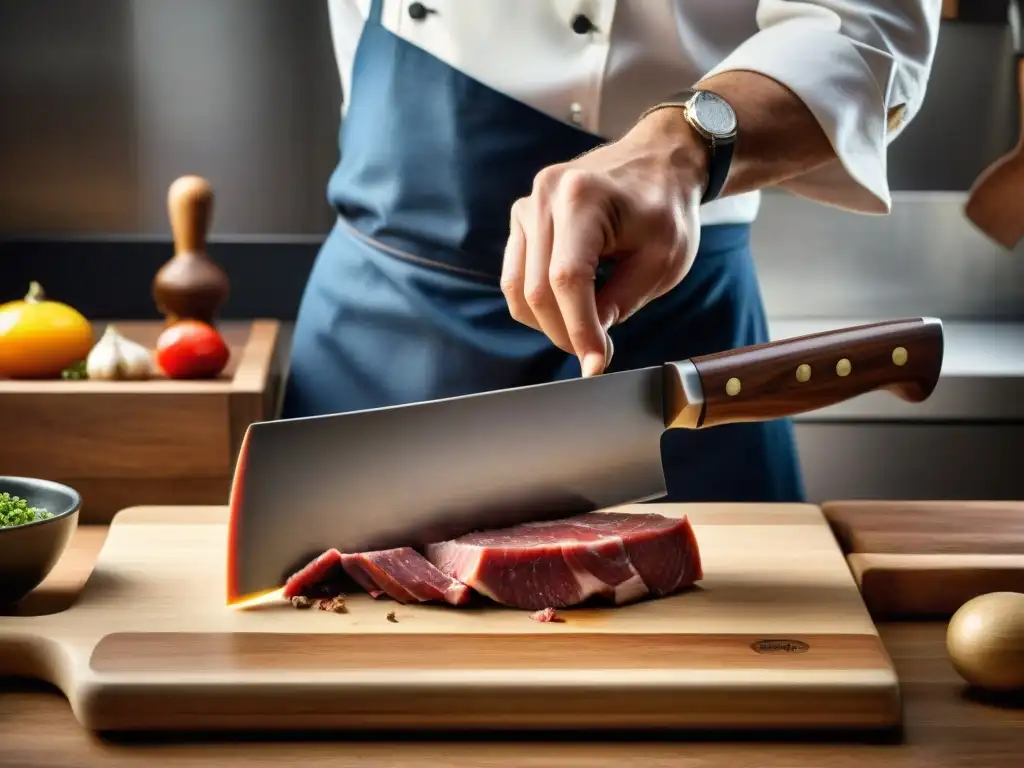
[{"xmin": 691, "ymin": 91, "xmax": 737, "ymax": 138}]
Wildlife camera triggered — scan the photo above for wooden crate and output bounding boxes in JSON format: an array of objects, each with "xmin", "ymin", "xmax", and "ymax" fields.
[{"xmin": 0, "ymin": 320, "xmax": 286, "ymax": 523}]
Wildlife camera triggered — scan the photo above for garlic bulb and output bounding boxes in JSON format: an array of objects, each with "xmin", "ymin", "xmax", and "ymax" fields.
[{"xmin": 85, "ymin": 324, "xmax": 156, "ymax": 380}]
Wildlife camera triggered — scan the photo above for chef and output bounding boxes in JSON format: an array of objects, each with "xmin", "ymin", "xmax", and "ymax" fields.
[{"xmin": 282, "ymin": 0, "xmax": 941, "ymax": 503}]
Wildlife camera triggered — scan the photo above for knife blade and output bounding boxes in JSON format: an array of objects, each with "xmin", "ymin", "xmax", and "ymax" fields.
[{"xmin": 226, "ymin": 316, "xmax": 944, "ymax": 604}]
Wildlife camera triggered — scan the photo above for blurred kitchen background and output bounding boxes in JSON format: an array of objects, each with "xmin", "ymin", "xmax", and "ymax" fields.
[{"xmin": 2, "ymin": 0, "xmax": 1023, "ymax": 501}]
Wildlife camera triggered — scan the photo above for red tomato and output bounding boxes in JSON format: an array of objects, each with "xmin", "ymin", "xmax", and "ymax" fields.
[{"xmin": 155, "ymin": 320, "xmax": 230, "ymax": 379}]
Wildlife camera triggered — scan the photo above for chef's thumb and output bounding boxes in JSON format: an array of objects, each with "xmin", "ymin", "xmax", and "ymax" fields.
[{"xmin": 580, "ymin": 328, "xmax": 613, "ymax": 377}]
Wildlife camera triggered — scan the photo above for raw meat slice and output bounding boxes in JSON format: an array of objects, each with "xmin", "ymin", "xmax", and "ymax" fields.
[
  {"xmin": 282, "ymin": 546, "xmax": 469, "ymax": 606},
  {"xmin": 425, "ymin": 511, "xmax": 702, "ymax": 610},
  {"xmin": 341, "ymin": 548, "xmax": 471, "ymax": 606},
  {"xmin": 337, "ymin": 555, "xmax": 386, "ymax": 599},
  {"xmin": 529, "ymin": 607, "xmax": 562, "ymax": 622},
  {"xmin": 561, "ymin": 512, "xmax": 703, "ymax": 596},
  {"xmin": 282, "ymin": 548, "xmax": 344, "ymax": 599}
]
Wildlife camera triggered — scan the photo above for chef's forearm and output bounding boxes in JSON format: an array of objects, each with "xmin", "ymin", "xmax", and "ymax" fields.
[
  {"xmin": 644, "ymin": 70, "xmax": 838, "ymax": 200},
  {"xmin": 698, "ymin": 70, "xmax": 837, "ymax": 196}
]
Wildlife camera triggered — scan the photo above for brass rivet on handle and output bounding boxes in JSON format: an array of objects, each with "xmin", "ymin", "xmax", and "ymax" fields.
[
  {"xmin": 836, "ymin": 358, "xmax": 852, "ymax": 377},
  {"xmin": 725, "ymin": 377, "xmax": 741, "ymax": 396},
  {"xmin": 892, "ymin": 346, "xmax": 908, "ymax": 366},
  {"xmin": 795, "ymin": 364, "xmax": 811, "ymax": 383}
]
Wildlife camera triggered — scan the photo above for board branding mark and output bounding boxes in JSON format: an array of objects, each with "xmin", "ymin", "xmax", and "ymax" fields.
[{"xmin": 751, "ymin": 638, "xmax": 810, "ymax": 654}]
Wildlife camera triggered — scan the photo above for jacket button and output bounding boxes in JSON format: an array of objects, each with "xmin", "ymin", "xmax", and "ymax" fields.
[
  {"xmin": 571, "ymin": 14, "xmax": 595, "ymax": 34},
  {"xmin": 408, "ymin": 2, "xmax": 433, "ymax": 21}
]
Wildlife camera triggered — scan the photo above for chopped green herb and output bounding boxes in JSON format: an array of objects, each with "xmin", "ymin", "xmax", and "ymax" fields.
[
  {"xmin": 0, "ymin": 493, "xmax": 53, "ymax": 528},
  {"xmin": 61, "ymin": 360, "xmax": 88, "ymax": 380},
  {"xmin": 386, "ymin": 611, "xmax": 398, "ymax": 623}
]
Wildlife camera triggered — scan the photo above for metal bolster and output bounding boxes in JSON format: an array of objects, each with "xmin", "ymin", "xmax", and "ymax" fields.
[{"xmin": 662, "ymin": 360, "xmax": 706, "ymax": 430}]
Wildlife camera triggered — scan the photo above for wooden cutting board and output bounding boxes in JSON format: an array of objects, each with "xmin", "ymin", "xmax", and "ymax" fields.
[
  {"xmin": 0, "ymin": 504, "xmax": 899, "ymax": 733},
  {"xmin": 823, "ymin": 500, "xmax": 1024, "ymax": 619}
]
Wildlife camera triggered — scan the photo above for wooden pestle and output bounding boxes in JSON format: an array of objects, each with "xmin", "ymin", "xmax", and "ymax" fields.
[{"xmin": 153, "ymin": 175, "xmax": 230, "ymax": 325}]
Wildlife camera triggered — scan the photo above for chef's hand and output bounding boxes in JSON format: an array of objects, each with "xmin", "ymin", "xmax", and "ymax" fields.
[{"xmin": 500, "ymin": 108, "xmax": 709, "ymax": 377}]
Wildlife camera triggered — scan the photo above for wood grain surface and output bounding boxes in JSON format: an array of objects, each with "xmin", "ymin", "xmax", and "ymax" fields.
[
  {"xmin": 2, "ymin": 524, "xmax": 1023, "ymax": 767},
  {"xmin": 823, "ymin": 500, "xmax": 1024, "ymax": 619},
  {"xmin": 0, "ymin": 504, "xmax": 898, "ymax": 733},
  {"xmin": 0, "ymin": 321, "xmax": 285, "ymax": 523},
  {"xmin": 688, "ymin": 318, "xmax": 942, "ymax": 428},
  {"xmin": 89, "ymin": 632, "xmax": 887, "ymax": 673},
  {"xmin": 826, "ymin": 500, "xmax": 1024, "ymax": 554}
]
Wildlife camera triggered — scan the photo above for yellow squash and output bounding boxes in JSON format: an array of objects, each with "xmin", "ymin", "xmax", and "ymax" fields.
[{"xmin": 0, "ymin": 281, "xmax": 94, "ymax": 379}]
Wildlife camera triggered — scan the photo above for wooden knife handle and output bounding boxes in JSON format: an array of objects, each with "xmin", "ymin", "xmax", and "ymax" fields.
[{"xmin": 671, "ymin": 318, "xmax": 944, "ymax": 429}]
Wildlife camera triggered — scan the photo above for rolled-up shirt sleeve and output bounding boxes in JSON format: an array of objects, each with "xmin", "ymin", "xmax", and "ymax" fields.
[{"xmin": 701, "ymin": 1, "xmax": 941, "ymax": 214}]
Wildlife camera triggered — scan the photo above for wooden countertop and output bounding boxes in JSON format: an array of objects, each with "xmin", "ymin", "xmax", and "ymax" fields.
[{"xmin": 2, "ymin": 526, "xmax": 1023, "ymax": 767}]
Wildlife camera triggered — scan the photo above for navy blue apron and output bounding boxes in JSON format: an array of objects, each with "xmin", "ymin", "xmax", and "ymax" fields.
[{"xmin": 282, "ymin": 0, "xmax": 805, "ymax": 504}]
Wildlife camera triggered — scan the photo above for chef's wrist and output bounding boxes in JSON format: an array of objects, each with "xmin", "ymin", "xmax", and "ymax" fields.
[{"xmin": 631, "ymin": 106, "xmax": 711, "ymax": 201}]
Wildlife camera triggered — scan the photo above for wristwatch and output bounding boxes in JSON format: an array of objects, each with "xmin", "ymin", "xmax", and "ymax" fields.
[{"xmin": 641, "ymin": 89, "xmax": 738, "ymax": 204}]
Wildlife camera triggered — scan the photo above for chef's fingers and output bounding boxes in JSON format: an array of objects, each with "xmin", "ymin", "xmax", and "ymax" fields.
[
  {"xmin": 650, "ymin": 222, "xmax": 701, "ymax": 301},
  {"xmin": 594, "ymin": 241, "xmax": 684, "ymax": 332},
  {"xmin": 549, "ymin": 174, "xmax": 610, "ymax": 376},
  {"xmin": 523, "ymin": 179, "xmax": 575, "ymax": 355},
  {"xmin": 501, "ymin": 199, "xmax": 537, "ymax": 331}
]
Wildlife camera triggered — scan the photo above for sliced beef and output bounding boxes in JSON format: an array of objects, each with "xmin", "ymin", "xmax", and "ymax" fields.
[
  {"xmin": 282, "ymin": 548, "xmax": 344, "ymax": 599},
  {"xmin": 560, "ymin": 512, "xmax": 703, "ymax": 596},
  {"xmin": 283, "ymin": 546, "xmax": 469, "ymax": 606},
  {"xmin": 338, "ymin": 554, "xmax": 386, "ymax": 599},
  {"xmin": 425, "ymin": 512, "xmax": 702, "ymax": 611},
  {"xmin": 341, "ymin": 548, "xmax": 470, "ymax": 606},
  {"xmin": 283, "ymin": 512, "xmax": 701, "ymax": 612}
]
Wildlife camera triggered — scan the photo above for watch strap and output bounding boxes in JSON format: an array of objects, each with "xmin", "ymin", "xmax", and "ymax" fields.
[
  {"xmin": 702, "ymin": 135, "xmax": 734, "ymax": 204},
  {"xmin": 639, "ymin": 89, "xmax": 736, "ymax": 205}
]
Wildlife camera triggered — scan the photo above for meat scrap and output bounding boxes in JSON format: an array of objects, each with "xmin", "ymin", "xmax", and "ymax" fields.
[
  {"xmin": 530, "ymin": 607, "xmax": 562, "ymax": 623},
  {"xmin": 317, "ymin": 595, "xmax": 347, "ymax": 613},
  {"xmin": 426, "ymin": 512, "xmax": 703, "ymax": 611},
  {"xmin": 289, "ymin": 594, "xmax": 347, "ymax": 613}
]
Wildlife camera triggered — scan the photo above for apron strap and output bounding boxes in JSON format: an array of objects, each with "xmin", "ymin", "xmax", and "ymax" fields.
[{"xmin": 367, "ymin": 0, "xmax": 382, "ymax": 24}]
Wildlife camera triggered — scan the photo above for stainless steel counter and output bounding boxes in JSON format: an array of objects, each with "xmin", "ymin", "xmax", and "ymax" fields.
[{"xmin": 769, "ymin": 319, "xmax": 1024, "ymax": 502}]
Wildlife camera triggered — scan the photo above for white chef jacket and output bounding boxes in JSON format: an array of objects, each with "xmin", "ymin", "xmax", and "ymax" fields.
[{"xmin": 326, "ymin": 0, "xmax": 942, "ymax": 226}]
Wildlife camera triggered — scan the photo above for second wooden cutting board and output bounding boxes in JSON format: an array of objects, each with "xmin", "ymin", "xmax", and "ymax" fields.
[{"xmin": 823, "ymin": 500, "xmax": 1024, "ymax": 619}]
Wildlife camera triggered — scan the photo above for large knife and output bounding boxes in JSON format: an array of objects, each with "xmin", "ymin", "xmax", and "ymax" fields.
[{"xmin": 227, "ymin": 317, "xmax": 944, "ymax": 604}]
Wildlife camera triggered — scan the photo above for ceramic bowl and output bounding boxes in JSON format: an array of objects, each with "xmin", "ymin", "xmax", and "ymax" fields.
[{"xmin": 0, "ymin": 476, "xmax": 81, "ymax": 605}]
